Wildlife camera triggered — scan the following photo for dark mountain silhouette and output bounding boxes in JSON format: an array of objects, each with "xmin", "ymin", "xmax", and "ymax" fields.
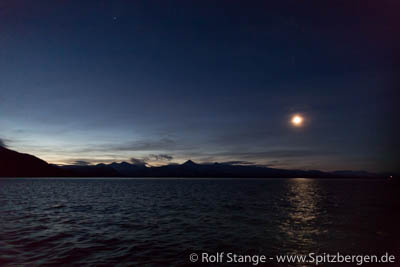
[
  {"xmin": 0, "ymin": 147, "xmax": 395, "ymax": 179},
  {"xmin": 58, "ymin": 159, "xmax": 391, "ymax": 179},
  {"xmin": 110, "ymin": 161, "xmax": 147, "ymax": 176},
  {"xmin": 60, "ymin": 163, "xmax": 120, "ymax": 177},
  {"xmin": 0, "ymin": 146, "xmax": 67, "ymax": 177},
  {"xmin": 182, "ymin": 160, "xmax": 196, "ymax": 166}
]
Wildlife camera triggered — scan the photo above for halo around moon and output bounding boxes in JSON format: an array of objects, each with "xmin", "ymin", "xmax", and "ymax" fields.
[{"xmin": 291, "ymin": 114, "xmax": 304, "ymax": 126}]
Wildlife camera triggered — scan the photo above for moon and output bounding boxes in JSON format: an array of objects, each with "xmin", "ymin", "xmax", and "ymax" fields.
[{"xmin": 291, "ymin": 114, "xmax": 303, "ymax": 126}]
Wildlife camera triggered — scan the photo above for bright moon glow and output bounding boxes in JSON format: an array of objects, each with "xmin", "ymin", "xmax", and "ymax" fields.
[{"xmin": 291, "ymin": 115, "xmax": 303, "ymax": 126}]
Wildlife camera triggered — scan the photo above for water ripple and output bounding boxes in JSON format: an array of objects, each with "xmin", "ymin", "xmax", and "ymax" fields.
[{"xmin": 0, "ymin": 178, "xmax": 398, "ymax": 265}]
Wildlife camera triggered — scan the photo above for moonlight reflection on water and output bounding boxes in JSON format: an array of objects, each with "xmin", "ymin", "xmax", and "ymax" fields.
[{"xmin": 279, "ymin": 179, "xmax": 324, "ymax": 254}]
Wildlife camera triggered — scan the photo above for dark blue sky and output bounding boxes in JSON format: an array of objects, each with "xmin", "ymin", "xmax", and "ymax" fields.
[{"xmin": 1, "ymin": 0, "xmax": 398, "ymax": 171}]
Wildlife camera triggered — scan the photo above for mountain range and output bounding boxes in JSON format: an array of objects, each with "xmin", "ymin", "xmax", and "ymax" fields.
[{"xmin": 0, "ymin": 146, "xmax": 393, "ymax": 179}]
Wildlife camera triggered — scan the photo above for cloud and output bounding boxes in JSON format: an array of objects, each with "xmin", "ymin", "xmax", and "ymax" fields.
[
  {"xmin": 215, "ymin": 149, "xmax": 338, "ymax": 159},
  {"xmin": 77, "ymin": 138, "xmax": 178, "ymax": 153},
  {"xmin": 73, "ymin": 160, "xmax": 91, "ymax": 166},
  {"xmin": 130, "ymin": 157, "xmax": 147, "ymax": 165},
  {"xmin": 221, "ymin": 160, "xmax": 254, "ymax": 165},
  {"xmin": 0, "ymin": 138, "xmax": 6, "ymax": 148},
  {"xmin": 149, "ymin": 154, "xmax": 173, "ymax": 161},
  {"xmin": 120, "ymin": 138, "xmax": 176, "ymax": 151},
  {"xmin": 130, "ymin": 154, "xmax": 173, "ymax": 165},
  {"xmin": 61, "ymin": 158, "xmax": 123, "ymax": 166},
  {"xmin": 0, "ymin": 137, "xmax": 13, "ymax": 148}
]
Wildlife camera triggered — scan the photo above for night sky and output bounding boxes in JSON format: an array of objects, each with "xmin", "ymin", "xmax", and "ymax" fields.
[{"xmin": 1, "ymin": 1, "xmax": 399, "ymax": 171}]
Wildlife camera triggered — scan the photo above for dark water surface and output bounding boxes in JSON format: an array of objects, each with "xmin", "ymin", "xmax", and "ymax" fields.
[{"xmin": 0, "ymin": 178, "xmax": 399, "ymax": 266}]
